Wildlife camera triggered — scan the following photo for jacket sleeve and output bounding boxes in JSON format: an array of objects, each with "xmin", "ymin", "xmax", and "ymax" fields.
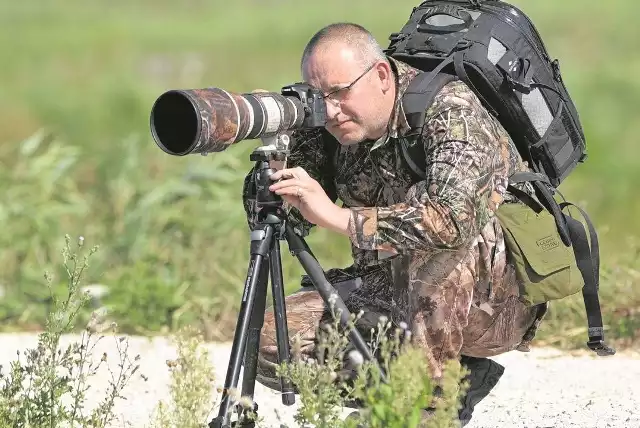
[
  {"xmin": 347, "ymin": 82, "xmax": 516, "ymax": 254},
  {"xmin": 242, "ymin": 128, "xmax": 338, "ymax": 236}
]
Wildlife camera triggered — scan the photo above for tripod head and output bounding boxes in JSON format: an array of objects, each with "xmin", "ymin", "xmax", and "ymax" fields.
[{"xmin": 246, "ymin": 132, "xmax": 292, "ymax": 226}]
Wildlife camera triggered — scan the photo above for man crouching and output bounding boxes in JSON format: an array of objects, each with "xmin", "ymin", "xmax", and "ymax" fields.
[{"xmin": 242, "ymin": 22, "xmax": 548, "ymax": 426}]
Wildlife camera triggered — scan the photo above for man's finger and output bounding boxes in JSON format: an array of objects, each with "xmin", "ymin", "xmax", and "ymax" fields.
[
  {"xmin": 270, "ymin": 168, "xmax": 297, "ymax": 181},
  {"xmin": 269, "ymin": 178, "xmax": 302, "ymax": 192},
  {"xmin": 273, "ymin": 185, "xmax": 304, "ymax": 197}
]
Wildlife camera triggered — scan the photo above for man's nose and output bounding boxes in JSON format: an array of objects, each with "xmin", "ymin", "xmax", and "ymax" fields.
[{"xmin": 325, "ymin": 99, "xmax": 341, "ymax": 121}]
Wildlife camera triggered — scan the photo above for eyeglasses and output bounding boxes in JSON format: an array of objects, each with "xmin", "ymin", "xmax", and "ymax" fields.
[{"xmin": 321, "ymin": 62, "xmax": 377, "ymax": 107}]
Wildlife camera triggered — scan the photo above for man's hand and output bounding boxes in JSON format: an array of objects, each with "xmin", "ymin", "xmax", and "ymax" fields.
[{"xmin": 269, "ymin": 167, "xmax": 351, "ymax": 236}]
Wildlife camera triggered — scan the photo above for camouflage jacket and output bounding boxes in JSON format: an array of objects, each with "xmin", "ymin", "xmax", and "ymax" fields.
[{"xmin": 242, "ymin": 57, "xmax": 532, "ymax": 284}]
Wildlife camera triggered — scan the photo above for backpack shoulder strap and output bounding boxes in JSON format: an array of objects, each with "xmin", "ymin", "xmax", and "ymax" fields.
[
  {"xmin": 402, "ymin": 70, "xmax": 458, "ymax": 133},
  {"xmin": 399, "ymin": 136, "xmax": 426, "ymax": 181},
  {"xmin": 399, "ymin": 70, "xmax": 457, "ymax": 180}
]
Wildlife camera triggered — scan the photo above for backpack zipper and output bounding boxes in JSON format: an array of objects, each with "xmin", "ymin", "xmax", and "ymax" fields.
[
  {"xmin": 478, "ymin": 2, "xmax": 551, "ymax": 63},
  {"xmin": 422, "ymin": 0, "xmax": 552, "ymax": 65}
]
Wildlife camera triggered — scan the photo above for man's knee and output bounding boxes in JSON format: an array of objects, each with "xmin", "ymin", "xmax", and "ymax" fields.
[
  {"xmin": 255, "ymin": 289, "xmax": 324, "ymax": 390},
  {"xmin": 257, "ymin": 302, "xmax": 317, "ymax": 362}
]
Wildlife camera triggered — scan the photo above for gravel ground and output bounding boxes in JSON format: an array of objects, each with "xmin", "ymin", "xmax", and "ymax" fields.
[{"xmin": 0, "ymin": 332, "xmax": 638, "ymax": 428}]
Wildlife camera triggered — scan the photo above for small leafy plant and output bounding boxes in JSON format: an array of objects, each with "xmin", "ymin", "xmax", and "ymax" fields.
[
  {"xmin": 149, "ymin": 326, "xmax": 218, "ymax": 428},
  {"xmin": 0, "ymin": 235, "xmax": 141, "ymax": 428}
]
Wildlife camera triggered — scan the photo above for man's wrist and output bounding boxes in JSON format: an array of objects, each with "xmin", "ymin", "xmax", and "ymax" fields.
[{"xmin": 322, "ymin": 205, "xmax": 352, "ymax": 237}]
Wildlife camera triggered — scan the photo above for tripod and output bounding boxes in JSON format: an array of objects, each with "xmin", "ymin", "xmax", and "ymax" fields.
[{"xmin": 208, "ymin": 135, "xmax": 384, "ymax": 428}]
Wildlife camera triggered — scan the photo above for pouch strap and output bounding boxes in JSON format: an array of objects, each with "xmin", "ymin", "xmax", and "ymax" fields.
[{"xmin": 560, "ymin": 201, "xmax": 615, "ymax": 356}]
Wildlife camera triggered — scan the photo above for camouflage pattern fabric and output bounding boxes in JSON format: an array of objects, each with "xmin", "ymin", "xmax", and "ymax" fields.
[{"xmin": 242, "ymin": 57, "xmax": 548, "ymax": 387}]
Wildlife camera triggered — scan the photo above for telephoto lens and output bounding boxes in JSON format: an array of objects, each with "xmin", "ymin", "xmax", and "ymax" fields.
[{"xmin": 149, "ymin": 87, "xmax": 308, "ymax": 156}]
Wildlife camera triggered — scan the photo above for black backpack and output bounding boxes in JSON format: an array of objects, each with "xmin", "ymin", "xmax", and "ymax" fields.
[{"xmin": 386, "ymin": 0, "xmax": 615, "ymax": 356}]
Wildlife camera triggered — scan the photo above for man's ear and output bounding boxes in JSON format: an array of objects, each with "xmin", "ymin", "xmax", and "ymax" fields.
[{"xmin": 374, "ymin": 60, "xmax": 394, "ymax": 93}]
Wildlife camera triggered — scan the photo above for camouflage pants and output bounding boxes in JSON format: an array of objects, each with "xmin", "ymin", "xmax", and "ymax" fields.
[{"xmin": 255, "ymin": 217, "xmax": 548, "ymax": 390}]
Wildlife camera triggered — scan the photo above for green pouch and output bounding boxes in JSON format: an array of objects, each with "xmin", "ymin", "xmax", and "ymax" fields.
[{"xmin": 495, "ymin": 202, "xmax": 583, "ymax": 306}]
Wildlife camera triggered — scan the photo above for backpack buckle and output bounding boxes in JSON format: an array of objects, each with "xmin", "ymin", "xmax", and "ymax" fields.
[
  {"xmin": 587, "ymin": 339, "xmax": 616, "ymax": 356},
  {"xmin": 455, "ymin": 39, "xmax": 473, "ymax": 50},
  {"xmin": 505, "ymin": 75, "xmax": 532, "ymax": 94},
  {"xmin": 497, "ymin": 53, "xmax": 535, "ymax": 94}
]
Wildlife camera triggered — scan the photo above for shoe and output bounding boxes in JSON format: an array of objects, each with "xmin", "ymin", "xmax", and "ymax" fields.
[
  {"xmin": 457, "ymin": 356, "xmax": 505, "ymax": 427},
  {"xmin": 344, "ymin": 409, "xmax": 366, "ymax": 427}
]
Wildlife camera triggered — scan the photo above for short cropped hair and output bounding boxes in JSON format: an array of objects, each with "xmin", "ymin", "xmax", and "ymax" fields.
[{"xmin": 300, "ymin": 22, "xmax": 387, "ymax": 73}]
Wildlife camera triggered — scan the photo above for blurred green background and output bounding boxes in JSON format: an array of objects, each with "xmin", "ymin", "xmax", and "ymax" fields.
[{"xmin": 0, "ymin": 0, "xmax": 638, "ymax": 347}]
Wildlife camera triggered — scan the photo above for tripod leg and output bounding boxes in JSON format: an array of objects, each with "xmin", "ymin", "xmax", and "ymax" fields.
[
  {"xmin": 284, "ymin": 223, "xmax": 387, "ymax": 383},
  {"xmin": 209, "ymin": 225, "xmax": 274, "ymax": 428},
  {"xmin": 236, "ymin": 259, "xmax": 269, "ymax": 426},
  {"xmin": 269, "ymin": 238, "xmax": 296, "ymax": 405}
]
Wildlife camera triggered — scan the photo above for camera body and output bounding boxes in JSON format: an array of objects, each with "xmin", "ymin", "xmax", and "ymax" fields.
[{"xmin": 280, "ymin": 83, "xmax": 327, "ymax": 129}]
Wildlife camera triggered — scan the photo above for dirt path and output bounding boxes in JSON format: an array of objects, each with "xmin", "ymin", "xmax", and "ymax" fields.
[{"xmin": 0, "ymin": 333, "xmax": 638, "ymax": 427}]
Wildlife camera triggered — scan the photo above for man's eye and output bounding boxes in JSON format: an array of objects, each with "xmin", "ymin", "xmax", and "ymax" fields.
[{"xmin": 332, "ymin": 88, "xmax": 348, "ymax": 99}]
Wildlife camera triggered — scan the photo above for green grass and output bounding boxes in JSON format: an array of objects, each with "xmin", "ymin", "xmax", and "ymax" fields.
[{"xmin": 0, "ymin": 0, "xmax": 638, "ymax": 349}]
